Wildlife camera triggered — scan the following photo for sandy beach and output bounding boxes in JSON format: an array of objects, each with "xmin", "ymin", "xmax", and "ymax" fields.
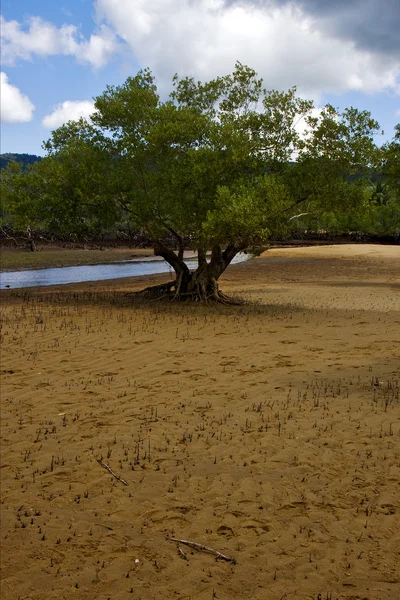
[{"xmin": 1, "ymin": 244, "xmax": 399, "ymax": 600}]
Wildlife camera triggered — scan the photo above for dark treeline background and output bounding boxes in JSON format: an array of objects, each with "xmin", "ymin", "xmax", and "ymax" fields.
[{"xmin": 0, "ymin": 154, "xmax": 42, "ymax": 170}]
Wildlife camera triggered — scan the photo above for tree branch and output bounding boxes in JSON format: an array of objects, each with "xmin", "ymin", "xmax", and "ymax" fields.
[
  {"xmin": 288, "ymin": 212, "xmax": 309, "ymax": 221},
  {"xmin": 163, "ymin": 224, "xmax": 185, "ymax": 261},
  {"xmin": 284, "ymin": 193, "xmax": 312, "ymax": 213},
  {"xmin": 197, "ymin": 247, "xmax": 207, "ymax": 268},
  {"xmin": 154, "ymin": 240, "xmax": 190, "ymax": 276}
]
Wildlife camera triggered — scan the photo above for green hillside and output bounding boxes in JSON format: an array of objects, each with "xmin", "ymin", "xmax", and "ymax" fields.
[{"xmin": 0, "ymin": 153, "xmax": 42, "ymax": 169}]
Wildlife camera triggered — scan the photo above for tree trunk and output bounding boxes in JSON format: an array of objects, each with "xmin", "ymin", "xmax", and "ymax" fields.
[
  {"xmin": 26, "ymin": 227, "xmax": 38, "ymax": 252},
  {"xmin": 140, "ymin": 242, "xmax": 244, "ymax": 303}
]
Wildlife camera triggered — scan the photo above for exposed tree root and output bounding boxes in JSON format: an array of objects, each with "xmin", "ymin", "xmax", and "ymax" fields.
[
  {"xmin": 134, "ymin": 279, "xmax": 243, "ymax": 304},
  {"xmin": 137, "ymin": 281, "xmax": 176, "ymax": 298},
  {"xmin": 133, "ymin": 241, "xmax": 248, "ymax": 304}
]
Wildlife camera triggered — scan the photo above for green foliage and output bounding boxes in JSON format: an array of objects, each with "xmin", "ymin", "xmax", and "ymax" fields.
[
  {"xmin": 1, "ymin": 135, "xmax": 119, "ymax": 235},
  {"xmin": 381, "ymin": 124, "xmax": 400, "ymax": 201},
  {"xmin": 370, "ymin": 181, "xmax": 391, "ymax": 206},
  {"xmin": 291, "ymin": 180, "xmax": 399, "ymax": 239},
  {"xmin": 2, "ymin": 63, "xmax": 390, "ymax": 267},
  {"xmin": 302, "ymin": 105, "xmax": 381, "ymax": 172},
  {"xmin": 202, "ymin": 175, "xmax": 290, "ymax": 245}
]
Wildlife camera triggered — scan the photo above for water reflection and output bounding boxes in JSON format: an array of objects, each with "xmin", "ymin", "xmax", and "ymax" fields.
[{"xmin": 0, "ymin": 253, "xmax": 249, "ymax": 290}]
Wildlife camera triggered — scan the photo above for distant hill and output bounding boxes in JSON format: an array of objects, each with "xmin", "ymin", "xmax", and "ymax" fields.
[{"xmin": 0, "ymin": 153, "xmax": 42, "ymax": 169}]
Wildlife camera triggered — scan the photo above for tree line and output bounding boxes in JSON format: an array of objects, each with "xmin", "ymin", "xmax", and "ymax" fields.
[
  {"xmin": 1, "ymin": 63, "xmax": 399, "ymax": 301},
  {"xmin": 0, "ymin": 154, "xmax": 42, "ymax": 170}
]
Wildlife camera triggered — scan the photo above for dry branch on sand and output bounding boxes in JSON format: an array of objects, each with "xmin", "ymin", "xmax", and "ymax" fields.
[
  {"xmin": 96, "ymin": 458, "xmax": 128, "ymax": 486},
  {"xmin": 169, "ymin": 537, "xmax": 236, "ymax": 563}
]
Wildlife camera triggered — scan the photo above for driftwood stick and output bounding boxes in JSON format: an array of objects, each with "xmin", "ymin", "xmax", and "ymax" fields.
[
  {"xmin": 169, "ymin": 537, "xmax": 236, "ymax": 563},
  {"xmin": 97, "ymin": 458, "xmax": 128, "ymax": 486}
]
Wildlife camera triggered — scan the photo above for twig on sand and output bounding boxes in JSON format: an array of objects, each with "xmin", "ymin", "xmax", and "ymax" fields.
[
  {"xmin": 178, "ymin": 546, "xmax": 188, "ymax": 561},
  {"xmin": 96, "ymin": 458, "xmax": 128, "ymax": 486},
  {"xmin": 169, "ymin": 537, "xmax": 236, "ymax": 563},
  {"xmin": 95, "ymin": 523, "xmax": 114, "ymax": 531}
]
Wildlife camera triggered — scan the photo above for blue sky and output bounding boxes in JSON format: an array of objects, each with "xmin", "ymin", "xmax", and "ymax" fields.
[{"xmin": 1, "ymin": 0, "xmax": 399, "ymax": 156}]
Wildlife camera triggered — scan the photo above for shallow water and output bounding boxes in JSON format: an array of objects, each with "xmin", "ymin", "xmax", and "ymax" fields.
[{"xmin": 0, "ymin": 253, "xmax": 250, "ymax": 290}]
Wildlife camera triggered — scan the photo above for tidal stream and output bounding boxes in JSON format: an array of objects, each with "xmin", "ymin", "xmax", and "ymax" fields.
[{"xmin": 0, "ymin": 253, "xmax": 250, "ymax": 290}]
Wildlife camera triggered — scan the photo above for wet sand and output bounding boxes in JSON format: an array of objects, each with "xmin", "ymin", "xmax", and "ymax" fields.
[{"xmin": 1, "ymin": 244, "xmax": 399, "ymax": 599}]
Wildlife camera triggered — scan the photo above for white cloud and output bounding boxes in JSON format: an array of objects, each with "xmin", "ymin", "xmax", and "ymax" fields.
[
  {"xmin": 0, "ymin": 15, "xmax": 118, "ymax": 68},
  {"xmin": 81, "ymin": 27, "xmax": 118, "ymax": 68},
  {"xmin": 95, "ymin": 0, "xmax": 400, "ymax": 99},
  {"xmin": 3, "ymin": 3, "xmax": 398, "ymax": 99},
  {"xmin": 396, "ymin": 109, "xmax": 400, "ymax": 117},
  {"xmin": 0, "ymin": 72, "xmax": 35, "ymax": 123},
  {"xmin": 42, "ymin": 100, "xmax": 95, "ymax": 129}
]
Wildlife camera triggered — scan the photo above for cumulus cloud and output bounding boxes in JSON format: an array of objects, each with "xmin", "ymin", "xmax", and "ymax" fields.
[
  {"xmin": 94, "ymin": 0, "xmax": 400, "ymax": 99},
  {"xmin": 42, "ymin": 100, "xmax": 96, "ymax": 129},
  {"xmin": 0, "ymin": 72, "xmax": 35, "ymax": 123},
  {"xmin": 248, "ymin": 0, "xmax": 400, "ymax": 57},
  {"xmin": 2, "ymin": 2, "xmax": 399, "ymax": 102},
  {"xmin": 0, "ymin": 15, "xmax": 118, "ymax": 68}
]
